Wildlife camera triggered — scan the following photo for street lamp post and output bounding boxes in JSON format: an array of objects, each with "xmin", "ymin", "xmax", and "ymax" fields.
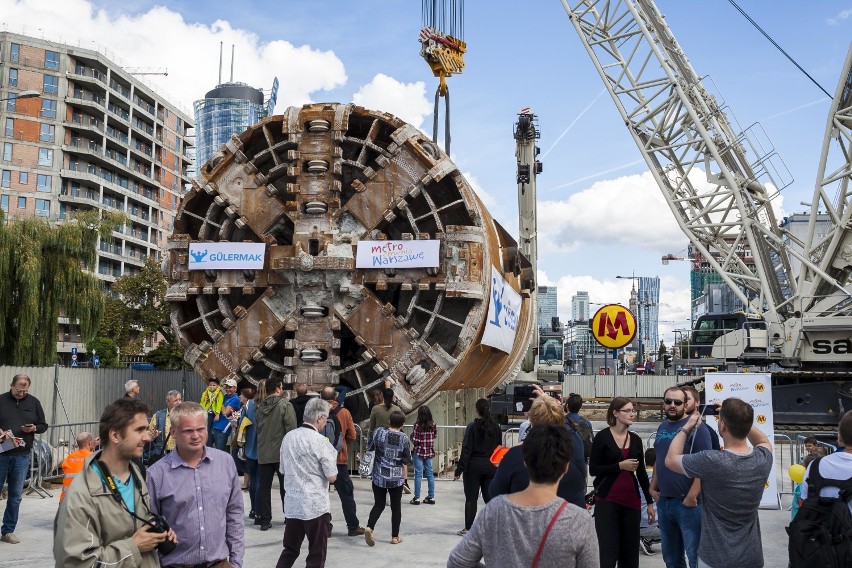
[
  {"xmin": 616, "ymin": 275, "xmax": 645, "ymax": 364},
  {"xmin": 0, "ymin": 90, "xmax": 40, "ymax": 102}
]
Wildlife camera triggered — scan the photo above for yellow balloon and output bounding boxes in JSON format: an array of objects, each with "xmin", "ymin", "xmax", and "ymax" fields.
[{"xmin": 789, "ymin": 463, "xmax": 806, "ymax": 484}]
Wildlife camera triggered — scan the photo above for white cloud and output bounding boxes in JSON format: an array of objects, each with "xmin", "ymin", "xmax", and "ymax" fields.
[
  {"xmin": 462, "ymin": 170, "xmax": 503, "ymax": 221},
  {"xmin": 2, "ymin": 0, "xmax": 347, "ymax": 113},
  {"xmin": 828, "ymin": 9, "xmax": 852, "ymax": 25},
  {"xmin": 352, "ymin": 73, "xmax": 432, "ymax": 130},
  {"xmin": 538, "ymin": 171, "xmax": 684, "ymax": 254}
]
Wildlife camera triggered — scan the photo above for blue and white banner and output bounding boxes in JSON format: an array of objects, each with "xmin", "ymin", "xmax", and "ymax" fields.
[
  {"xmin": 705, "ymin": 372, "xmax": 779, "ymax": 509},
  {"xmin": 481, "ymin": 266, "xmax": 522, "ymax": 354},
  {"xmin": 188, "ymin": 242, "xmax": 266, "ymax": 270},
  {"xmin": 355, "ymin": 240, "xmax": 440, "ymax": 269}
]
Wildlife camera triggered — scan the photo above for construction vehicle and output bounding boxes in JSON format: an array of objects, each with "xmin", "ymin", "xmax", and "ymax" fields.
[
  {"xmin": 562, "ymin": 0, "xmax": 852, "ymax": 426},
  {"xmin": 166, "ymin": 104, "xmax": 535, "ymax": 421}
]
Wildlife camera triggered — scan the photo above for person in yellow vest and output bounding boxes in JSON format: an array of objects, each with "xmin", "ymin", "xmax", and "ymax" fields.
[
  {"xmin": 59, "ymin": 432, "xmax": 96, "ymax": 502},
  {"xmin": 200, "ymin": 377, "xmax": 224, "ymax": 445}
]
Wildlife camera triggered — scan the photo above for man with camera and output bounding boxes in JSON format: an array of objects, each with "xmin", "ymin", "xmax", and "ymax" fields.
[
  {"xmin": 146, "ymin": 402, "xmax": 244, "ymax": 568},
  {"xmin": 54, "ymin": 398, "xmax": 176, "ymax": 567}
]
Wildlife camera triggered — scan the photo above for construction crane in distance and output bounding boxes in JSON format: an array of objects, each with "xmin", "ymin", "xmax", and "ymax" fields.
[
  {"xmin": 124, "ymin": 67, "xmax": 168, "ymax": 76},
  {"xmin": 419, "ymin": 0, "xmax": 466, "ymax": 155}
]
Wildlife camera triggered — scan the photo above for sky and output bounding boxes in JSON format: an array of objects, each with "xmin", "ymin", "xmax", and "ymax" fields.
[{"xmin": 3, "ymin": 0, "xmax": 852, "ymax": 347}]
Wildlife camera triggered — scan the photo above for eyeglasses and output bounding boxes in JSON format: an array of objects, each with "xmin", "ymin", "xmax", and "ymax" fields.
[
  {"xmin": 12, "ymin": 387, "xmax": 28, "ymax": 394},
  {"xmin": 617, "ymin": 409, "xmax": 637, "ymax": 415},
  {"xmin": 663, "ymin": 398, "xmax": 684, "ymax": 406}
]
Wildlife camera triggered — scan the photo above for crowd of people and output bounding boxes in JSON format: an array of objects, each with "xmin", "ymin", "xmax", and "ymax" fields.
[{"xmin": 3, "ymin": 372, "xmax": 852, "ymax": 567}]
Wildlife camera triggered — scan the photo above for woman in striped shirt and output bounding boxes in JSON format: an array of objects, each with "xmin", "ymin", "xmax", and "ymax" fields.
[{"xmin": 410, "ymin": 406, "xmax": 437, "ymax": 505}]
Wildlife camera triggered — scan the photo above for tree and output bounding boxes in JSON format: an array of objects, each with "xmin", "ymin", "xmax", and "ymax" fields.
[
  {"xmin": 146, "ymin": 340, "xmax": 188, "ymax": 369},
  {"xmin": 0, "ymin": 210, "xmax": 123, "ymax": 365},
  {"xmin": 86, "ymin": 337, "xmax": 120, "ymax": 368},
  {"xmin": 99, "ymin": 256, "xmax": 182, "ymax": 361},
  {"xmin": 658, "ymin": 340, "xmax": 668, "ymax": 359}
]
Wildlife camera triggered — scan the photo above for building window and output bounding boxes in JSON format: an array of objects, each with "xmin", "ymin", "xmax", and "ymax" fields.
[
  {"xmin": 59, "ymin": 202, "xmax": 66, "ymax": 219},
  {"xmin": 40, "ymin": 99, "xmax": 56, "ymax": 118},
  {"xmin": 35, "ymin": 199, "xmax": 49, "ymax": 217},
  {"xmin": 10, "ymin": 44, "xmax": 19, "ymax": 63},
  {"xmin": 37, "ymin": 174, "xmax": 51, "ymax": 192},
  {"xmin": 17, "ymin": 196, "xmax": 26, "ymax": 209},
  {"xmin": 38, "ymin": 148, "xmax": 53, "ymax": 167},
  {"xmin": 1, "ymin": 171, "xmax": 9, "ymax": 188},
  {"xmin": 4, "ymin": 118, "xmax": 12, "ymax": 137},
  {"xmin": 39, "ymin": 124, "xmax": 54, "ymax": 142},
  {"xmin": 45, "ymin": 50, "xmax": 60, "ymax": 70},
  {"xmin": 3, "ymin": 143, "xmax": 11, "ymax": 161},
  {"xmin": 0, "ymin": 195, "xmax": 7, "ymax": 212},
  {"xmin": 43, "ymin": 75, "xmax": 59, "ymax": 95},
  {"xmin": 8, "ymin": 69, "xmax": 17, "ymax": 87},
  {"xmin": 6, "ymin": 94, "xmax": 15, "ymax": 112},
  {"xmin": 19, "ymin": 171, "xmax": 27, "ymax": 184}
]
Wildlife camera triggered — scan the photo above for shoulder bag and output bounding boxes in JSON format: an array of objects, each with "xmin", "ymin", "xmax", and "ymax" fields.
[{"xmin": 531, "ymin": 500, "xmax": 568, "ymax": 568}]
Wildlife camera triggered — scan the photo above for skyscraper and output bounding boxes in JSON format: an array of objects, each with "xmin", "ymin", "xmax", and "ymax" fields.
[
  {"xmin": 0, "ymin": 32, "xmax": 194, "ymax": 354},
  {"xmin": 638, "ymin": 276, "xmax": 660, "ymax": 360},
  {"xmin": 193, "ymin": 76, "xmax": 276, "ymax": 168},
  {"xmin": 571, "ymin": 291, "xmax": 589, "ymax": 322},
  {"xmin": 537, "ymin": 285, "xmax": 558, "ymax": 331}
]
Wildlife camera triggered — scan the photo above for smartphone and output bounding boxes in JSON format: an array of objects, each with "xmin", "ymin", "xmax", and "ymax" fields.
[{"xmin": 698, "ymin": 404, "xmax": 719, "ymax": 416}]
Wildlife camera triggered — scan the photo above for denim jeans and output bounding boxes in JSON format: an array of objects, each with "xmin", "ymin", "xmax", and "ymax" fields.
[
  {"xmin": 656, "ymin": 496, "xmax": 701, "ymax": 568},
  {"xmin": 211, "ymin": 428, "xmax": 229, "ymax": 451},
  {"xmin": 0, "ymin": 454, "xmax": 30, "ymax": 534},
  {"xmin": 412, "ymin": 455, "xmax": 434, "ymax": 500},
  {"xmin": 245, "ymin": 457, "xmax": 259, "ymax": 515}
]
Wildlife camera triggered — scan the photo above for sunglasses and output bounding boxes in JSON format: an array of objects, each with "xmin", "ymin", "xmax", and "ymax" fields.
[{"xmin": 663, "ymin": 398, "xmax": 684, "ymax": 406}]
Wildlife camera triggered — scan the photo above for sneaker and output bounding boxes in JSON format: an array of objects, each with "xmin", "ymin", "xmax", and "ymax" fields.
[
  {"xmin": 456, "ymin": 529, "xmax": 468, "ymax": 536},
  {"xmin": 248, "ymin": 511, "xmax": 256, "ymax": 520},
  {"xmin": 410, "ymin": 498, "xmax": 420, "ymax": 505},
  {"xmin": 259, "ymin": 523, "xmax": 272, "ymax": 531},
  {"xmin": 0, "ymin": 533, "xmax": 19, "ymax": 544},
  {"xmin": 348, "ymin": 527, "xmax": 366, "ymax": 536},
  {"xmin": 639, "ymin": 537, "xmax": 655, "ymax": 556},
  {"xmin": 365, "ymin": 527, "xmax": 375, "ymax": 547},
  {"xmin": 423, "ymin": 497, "xmax": 436, "ymax": 505}
]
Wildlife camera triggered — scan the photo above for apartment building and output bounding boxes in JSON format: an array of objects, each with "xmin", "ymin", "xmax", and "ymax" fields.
[{"xmin": 0, "ymin": 32, "xmax": 194, "ymax": 353}]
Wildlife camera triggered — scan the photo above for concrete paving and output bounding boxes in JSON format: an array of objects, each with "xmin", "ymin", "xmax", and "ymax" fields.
[{"xmin": 1, "ymin": 471, "xmax": 795, "ymax": 567}]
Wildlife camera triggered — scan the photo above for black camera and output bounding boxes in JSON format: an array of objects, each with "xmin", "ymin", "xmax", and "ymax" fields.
[{"xmin": 148, "ymin": 515, "xmax": 176, "ymax": 555}]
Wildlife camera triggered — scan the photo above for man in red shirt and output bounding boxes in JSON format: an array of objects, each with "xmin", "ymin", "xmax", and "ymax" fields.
[
  {"xmin": 60, "ymin": 432, "xmax": 96, "ymax": 502},
  {"xmin": 320, "ymin": 387, "xmax": 366, "ymax": 536}
]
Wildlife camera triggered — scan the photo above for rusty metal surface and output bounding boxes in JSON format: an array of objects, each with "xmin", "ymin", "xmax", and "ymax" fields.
[{"xmin": 168, "ymin": 103, "xmax": 532, "ymax": 414}]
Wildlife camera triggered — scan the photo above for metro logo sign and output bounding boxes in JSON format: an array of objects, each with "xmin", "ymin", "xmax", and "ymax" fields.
[{"xmin": 591, "ymin": 304, "xmax": 636, "ymax": 349}]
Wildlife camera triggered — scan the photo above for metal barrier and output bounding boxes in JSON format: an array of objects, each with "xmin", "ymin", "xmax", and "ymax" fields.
[
  {"xmin": 26, "ymin": 421, "xmax": 100, "ymax": 499},
  {"xmin": 794, "ymin": 434, "xmax": 837, "ymax": 464},
  {"xmin": 774, "ymin": 434, "xmax": 795, "ymax": 500}
]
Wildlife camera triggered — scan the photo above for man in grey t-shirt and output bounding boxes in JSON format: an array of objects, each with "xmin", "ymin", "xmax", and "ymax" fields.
[{"xmin": 664, "ymin": 398, "xmax": 773, "ymax": 568}]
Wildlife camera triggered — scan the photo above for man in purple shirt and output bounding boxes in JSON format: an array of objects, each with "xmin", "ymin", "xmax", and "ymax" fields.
[{"xmin": 147, "ymin": 402, "xmax": 244, "ymax": 568}]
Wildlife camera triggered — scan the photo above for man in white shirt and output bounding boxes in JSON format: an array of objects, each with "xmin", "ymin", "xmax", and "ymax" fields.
[
  {"xmin": 800, "ymin": 410, "xmax": 852, "ymax": 514},
  {"xmin": 276, "ymin": 398, "xmax": 338, "ymax": 568}
]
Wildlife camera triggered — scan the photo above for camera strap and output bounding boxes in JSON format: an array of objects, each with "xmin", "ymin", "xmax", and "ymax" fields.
[{"xmin": 95, "ymin": 460, "xmax": 155, "ymax": 528}]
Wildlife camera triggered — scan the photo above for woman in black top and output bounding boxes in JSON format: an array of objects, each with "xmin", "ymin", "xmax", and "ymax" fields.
[
  {"xmin": 589, "ymin": 397, "xmax": 653, "ymax": 568},
  {"xmin": 454, "ymin": 398, "xmax": 502, "ymax": 535}
]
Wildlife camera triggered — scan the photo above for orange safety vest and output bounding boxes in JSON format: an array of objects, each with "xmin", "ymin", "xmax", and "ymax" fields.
[{"xmin": 60, "ymin": 448, "xmax": 92, "ymax": 502}]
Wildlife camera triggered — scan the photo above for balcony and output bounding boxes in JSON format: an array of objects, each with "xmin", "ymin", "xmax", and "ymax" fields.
[
  {"xmin": 64, "ymin": 138, "xmax": 103, "ymax": 156},
  {"xmin": 104, "ymin": 147, "xmax": 128, "ymax": 167},
  {"xmin": 133, "ymin": 97, "xmax": 156, "ymax": 119},
  {"xmin": 68, "ymin": 115, "xmax": 104, "ymax": 134},
  {"xmin": 132, "ymin": 118, "xmax": 155, "ymax": 140},
  {"xmin": 107, "ymin": 103, "xmax": 130, "ymax": 124},
  {"xmin": 70, "ymin": 64, "xmax": 107, "ymax": 84},
  {"xmin": 109, "ymin": 80, "xmax": 131, "ymax": 100},
  {"xmin": 105, "ymin": 125, "xmax": 129, "ymax": 145}
]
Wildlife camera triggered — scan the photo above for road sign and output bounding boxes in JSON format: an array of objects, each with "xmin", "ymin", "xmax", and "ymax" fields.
[
  {"xmin": 71, "ymin": 347, "xmax": 77, "ymax": 355},
  {"xmin": 93, "ymin": 355, "xmax": 100, "ymax": 368},
  {"xmin": 71, "ymin": 360, "xmax": 78, "ymax": 367},
  {"xmin": 591, "ymin": 304, "xmax": 637, "ymax": 349},
  {"xmin": 71, "ymin": 353, "xmax": 78, "ymax": 361}
]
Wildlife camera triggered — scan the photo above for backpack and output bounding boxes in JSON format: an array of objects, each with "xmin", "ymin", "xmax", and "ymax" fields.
[
  {"xmin": 322, "ymin": 406, "xmax": 344, "ymax": 453},
  {"xmin": 787, "ymin": 456, "xmax": 852, "ymax": 568},
  {"xmin": 565, "ymin": 414, "xmax": 593, "ymax": 461}
]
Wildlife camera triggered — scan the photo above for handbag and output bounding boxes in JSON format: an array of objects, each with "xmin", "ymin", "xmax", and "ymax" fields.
[
  {"xmin": 587, "ymin": 430, "xmax": 631, "ymax": 507},
  {"xmin": 531, "ymin": 500, "xmax": 568, "ymax": 568},
  {"xmin": 359, "ymin": 449, "xmax": 376, "ymax": 477}
]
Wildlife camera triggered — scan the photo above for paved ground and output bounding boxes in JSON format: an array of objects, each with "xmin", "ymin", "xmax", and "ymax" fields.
[{"xmin": 2, "ymin": 473, "xmax": 795, "ymax": 567}]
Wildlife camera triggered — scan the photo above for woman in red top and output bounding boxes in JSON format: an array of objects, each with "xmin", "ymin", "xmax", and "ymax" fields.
[
  {"xmin": 410, "ymin": 406, "xmax": 437, "ymax": 505},
  {"xmin": 589, "ymin": 397, "xmax": 654, "ymax": 568}
]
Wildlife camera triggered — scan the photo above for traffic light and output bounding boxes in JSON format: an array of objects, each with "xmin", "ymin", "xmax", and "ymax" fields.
[{"xmin": 663, "ymin": 354, "xmax": 673, "ymax": 369}]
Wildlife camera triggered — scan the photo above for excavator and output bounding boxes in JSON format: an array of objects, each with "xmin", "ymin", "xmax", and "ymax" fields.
[{"xmin": 561, "ymin": 0, "xmax": 852, "ymax": 426}]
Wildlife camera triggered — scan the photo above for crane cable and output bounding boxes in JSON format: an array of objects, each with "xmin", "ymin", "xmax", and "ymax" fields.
[
  {"xmin": 433, "ymin": 86, "xmax": 451, "ymax": 155},
  {"xmin": 727, "ymin": 0, "xmax": 831, "ymax": 98}
]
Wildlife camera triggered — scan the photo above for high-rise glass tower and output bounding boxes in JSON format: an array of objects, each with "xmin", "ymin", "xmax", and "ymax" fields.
[
  {"xmin": 571, "ymin": 291, "xmax": 589, "ymax": 322},
  {"xmin": 193, "ymin": 82, "xmax": 269, "ymax": 168},
  {"xmin": 638, "ymin": 276, "xmax": 660, "ymax": 359},
  {"xmin": 538, "ymin": 285, "xmax": 558, "ymax": 331}
]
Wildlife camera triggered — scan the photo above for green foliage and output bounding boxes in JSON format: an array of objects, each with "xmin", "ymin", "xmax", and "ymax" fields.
[
  {"xmin": 0, "ymin": 210, "xmax": 123, "ymax": 365},
  {"xmin": 86, "ymin": 337, "xmax": 120, "ymax": 367},
  {"xmin": 146, "ymin": 340, "xmax": 188, "ymax": 369},
  {"xmin": 658, "ymin": 340, "xmax": 668, "ymax": 357},
  {"xmin": 99, "ymin": 256, "xmax": 173, "ymax": 356}
]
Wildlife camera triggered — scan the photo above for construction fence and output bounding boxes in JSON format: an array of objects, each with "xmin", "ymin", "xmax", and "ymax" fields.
[{"xmin": 563, "ymin": 374, "xmax": 688, "ymax": 399}]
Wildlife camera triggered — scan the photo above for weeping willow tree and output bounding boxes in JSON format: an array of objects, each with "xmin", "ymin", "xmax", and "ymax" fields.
[{"xmin": 0, "ymin": 209, "xmax": 124, "ymax": 365}]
